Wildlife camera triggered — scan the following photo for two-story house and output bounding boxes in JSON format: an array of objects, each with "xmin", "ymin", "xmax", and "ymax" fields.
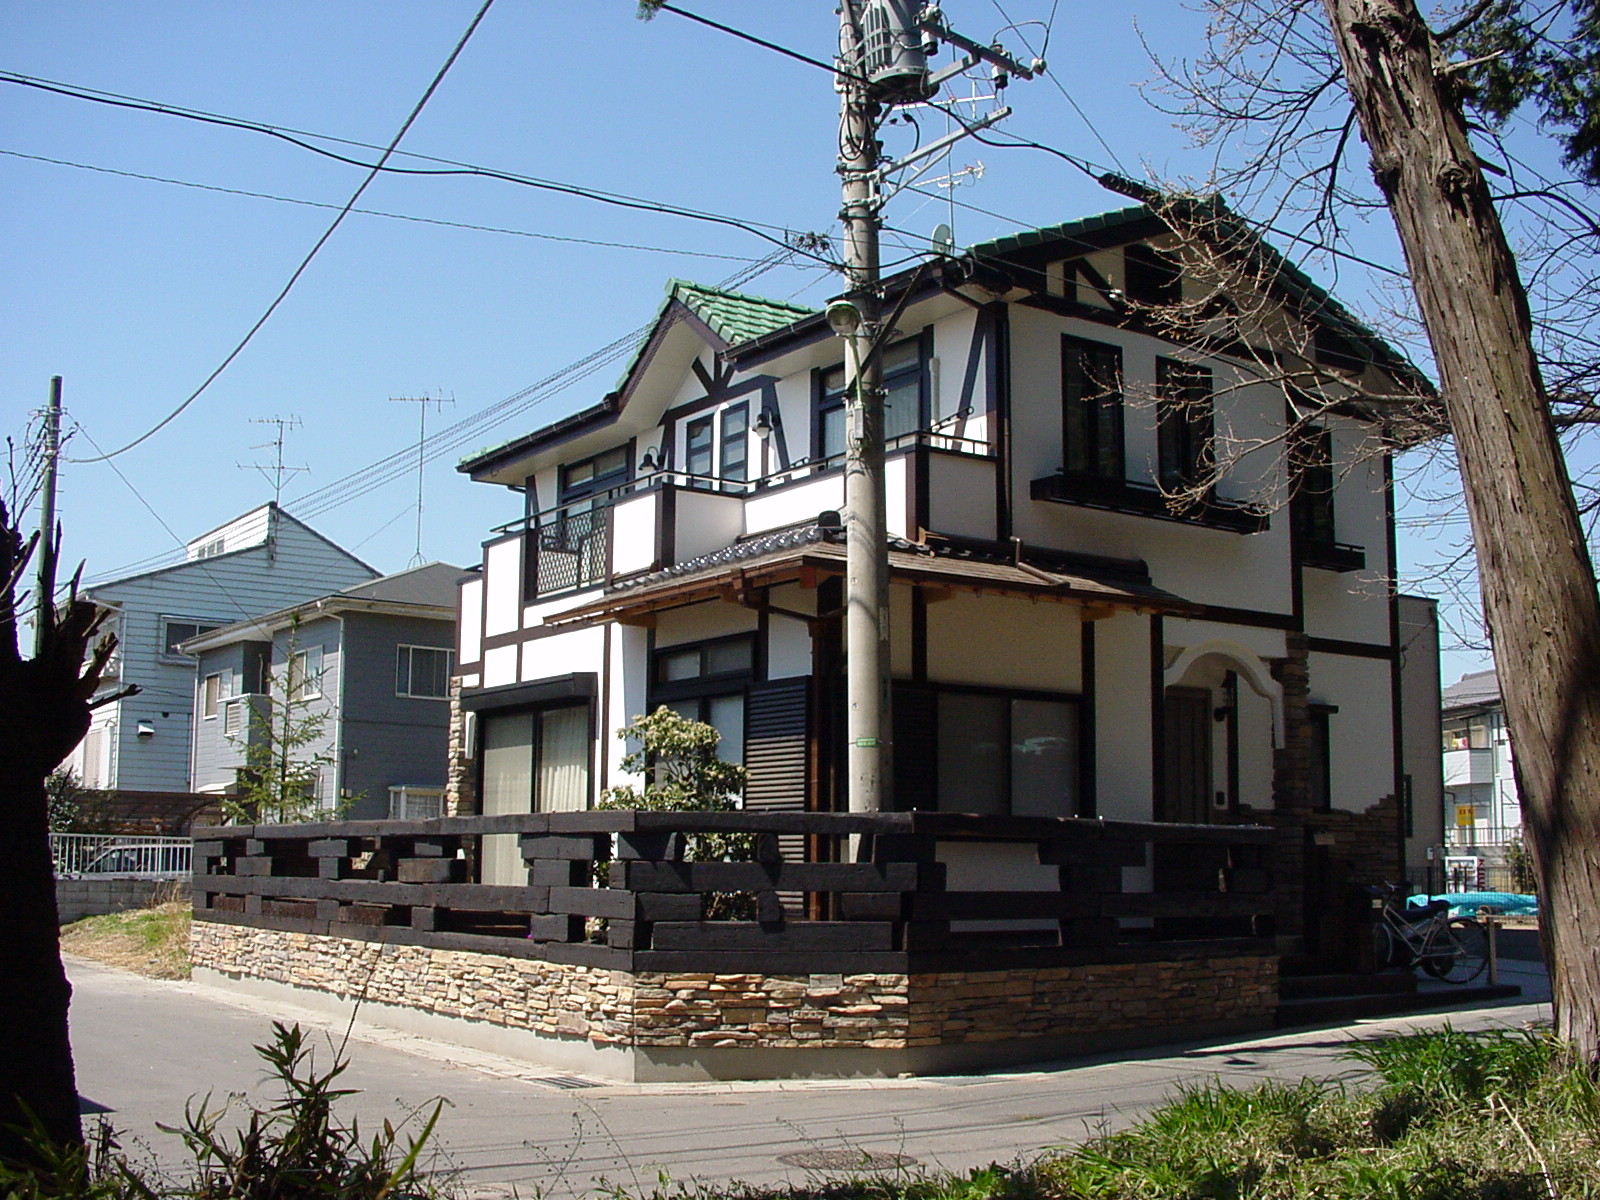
[
  {"xmin": 63, "ymin": 503, "xmax": 377, "ymax": 796},
  {"xmin": 183, "ymin": 562, "xmax": 459, "ymax": 821},
  {"xmin": 448, "ymin": 204, "xmax": 1442, "ymax": 943}
]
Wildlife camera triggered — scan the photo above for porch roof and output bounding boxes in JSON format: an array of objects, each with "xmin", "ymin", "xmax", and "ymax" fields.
[{"xmin": 542, "ymin": 525, "xmax": 1197, "ymax": 626}]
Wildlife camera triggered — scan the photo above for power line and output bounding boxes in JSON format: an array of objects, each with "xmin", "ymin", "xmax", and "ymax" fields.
[
  {"xmin": 64, "ymin": 0, "xmax": 500, "ymax": 465},
  {"xmin": 1, "ymin": 72, "xmax": 839, "ymax": 267},
  {"xmin": 0, "ymin": 149, "xmax": 772, "ymax": 263}
]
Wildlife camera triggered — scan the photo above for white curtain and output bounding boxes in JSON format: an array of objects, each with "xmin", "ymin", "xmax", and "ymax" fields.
[
  {"xmin": 537, "ymin": 705, "xmax": 590, "ymax": 812},
  {"xmin": 481, "ymin": 712, "xmax": 534, "ymax": 886}
]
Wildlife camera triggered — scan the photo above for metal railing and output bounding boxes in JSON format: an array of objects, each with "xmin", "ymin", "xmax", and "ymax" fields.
[{"xmin": 52, "ymin": 833, "xmax": 193, "ymax": 879}]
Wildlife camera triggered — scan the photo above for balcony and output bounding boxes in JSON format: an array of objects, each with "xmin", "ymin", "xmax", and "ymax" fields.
[
  {"xmin": 1301, "ymin": 539, "xmax": 1367, "ymax": 573},
  {"xmin": 503, "ymin": 434, "xmax": 998, "ymax": 603},
  {"xmin": 1030, "ymin": 471, "xmax": 1268, "ymax": 534},
  {"xmin": 1444, "ymin": 747, "xmax": 1497, "ymax": 787}
]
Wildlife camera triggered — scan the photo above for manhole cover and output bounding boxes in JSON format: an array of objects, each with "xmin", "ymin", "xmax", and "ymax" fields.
[
  {"xmin": 777, "ymin": 1150, "xmax": 920, "ymax": 1171},
  {"xmin": 530, "ymin": 1074, "xmax": 602, "ymax": 1090}
]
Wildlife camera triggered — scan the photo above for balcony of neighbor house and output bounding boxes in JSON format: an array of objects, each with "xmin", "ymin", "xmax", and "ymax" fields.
[
  {"xmin": 505, "ymin": 430, "xmax": 998, "ymax": 604},
  {"xmin": 1444, "ymin": 747, "xmax": 1497, "ymax": 788}
]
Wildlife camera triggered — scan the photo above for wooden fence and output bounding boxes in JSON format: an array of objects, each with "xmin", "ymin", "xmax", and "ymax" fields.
[{"xmin": 193, "ymin": 811, "xmax": 1277, "ymax": 975}]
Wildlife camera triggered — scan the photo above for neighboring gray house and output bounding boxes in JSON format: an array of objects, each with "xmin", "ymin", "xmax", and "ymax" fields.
[
  {"xmin": 184, "ymin": 562, "xmax": 459, "ymax": 820},
  {"xmin": 63, "ymin": 503, "xmax": 377, "ymax": 794},
  {"xmin": 1441, "ymin": 668, "xmax": 1520, "ymax": 848}
]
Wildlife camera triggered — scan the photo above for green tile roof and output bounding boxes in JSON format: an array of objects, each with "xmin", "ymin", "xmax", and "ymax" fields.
[
  {"xmin": 666, "ymin": 279, "xmax": 816, "ymax": 345},
  {"xmin": 967, "ymin": 205, "xmax": 1152, "ymax": 259},
  {"xmin": 968, "ymin": 201, "xmax": 1426, "ymax": 390}
]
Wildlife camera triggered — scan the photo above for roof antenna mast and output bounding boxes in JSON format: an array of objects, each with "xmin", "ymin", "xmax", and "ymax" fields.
[
  {"xmin": 239, "ymin": 415, "xmax": 310, "ymax": 507},
  {"xmin": 390, "ymin": 394, "xmax": 454, "ymax": 567}
]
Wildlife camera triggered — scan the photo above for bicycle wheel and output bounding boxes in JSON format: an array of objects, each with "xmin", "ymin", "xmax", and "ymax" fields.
[
  {"xmin": 1421, "ymin": 917, "xmax": 1489, "ymax": 983},
  {"xmin": 1372, "ymin": 921, "xmax": 1400, "ymax": 970}
]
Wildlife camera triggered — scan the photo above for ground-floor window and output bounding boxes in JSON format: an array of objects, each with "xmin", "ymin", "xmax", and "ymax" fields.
[
  {"xmin": 932, "ymin": 688, "xmax": 1080, "ymax": 817},
  {"xmin": 651, "ymin": 634, "xmax": 755, "ymax": 764},
  {"xmin": 480, "ymin": 704, "xmax": 591, "ymax": 814}
]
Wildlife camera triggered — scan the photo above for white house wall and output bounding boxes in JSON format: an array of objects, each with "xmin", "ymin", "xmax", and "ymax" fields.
[
  {"xmin": 611, "ymin": 491, "xmax": 659, "ymax": 577},
  {"xmin": 1301, "ymin": 433, "xmax": 1392, "ymax": 645},
  {"xmin": 927, "ymin": 452, "xmax": 998, "ymax": 540},
  {"xmin": 654, "ymin": 601, "xmax": 758, "ymax": 649},
  {"xmin": 483, "ymin": 538, "xmax": 522, "ymax": 637},
  {"xmin": 520, "ymin": 626, "xmax": 605, "ymax": 683},
  {"xmin": 675, "ymin": 490, "xmax": 744, "ymax": 562},
  {"xmin": 1308, "ymin": 649, "xmax": 1396, "ymax": 814},
  {"xmin": 1093, "ymin": 612, "xmax": 1155, "ymax": 822},
  {"xmin": 744, "ymin": 473, "xmax": 846, "ymax": 535},
  {"xmin": 482, "ymin": 645, "xmax": 517, "ymax": 688},
  {"xmin": 458, "ymin": 577, "xmax": 484, "ymax": 667},
  {"xmin": 925, "ymin": 592, "xmax": 1083, "ymax": 692}
]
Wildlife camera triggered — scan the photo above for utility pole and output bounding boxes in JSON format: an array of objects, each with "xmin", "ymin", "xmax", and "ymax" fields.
[
  {"xmin": 34, "ymin": 376, "xmax": 61, "ymax": 658},
  {"xmin": 836, "ymin": 0, "xmax": 892, "ymax": 815},
  {"xmin": 832, "ymin": 2, "xmax": 1038, "ymax": 813}
]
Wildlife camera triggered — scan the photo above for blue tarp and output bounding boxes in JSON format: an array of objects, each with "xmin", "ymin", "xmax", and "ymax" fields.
[{"xmin": 1408, "ymin": 891, "xmax": 1539, "ymax": 917}]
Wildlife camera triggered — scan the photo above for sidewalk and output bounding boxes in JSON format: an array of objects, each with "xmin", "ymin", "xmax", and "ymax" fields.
[{"xmin": 70, "ymin": 954, "xmax": 1553, "ymax": 1196}]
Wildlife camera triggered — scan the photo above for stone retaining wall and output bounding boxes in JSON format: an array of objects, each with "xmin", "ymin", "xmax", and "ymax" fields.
[{"xmin": 192, "ymin": 921, "xmax": 1276, "ymax": 1072}]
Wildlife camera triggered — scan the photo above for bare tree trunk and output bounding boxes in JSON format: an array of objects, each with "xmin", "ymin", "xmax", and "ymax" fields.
[
  {"xmin": 1321, "ymin": 0, "xmax": 1600, "ymax": 1059},
  {"xmin": 0, "ymin": 503, "xmax": 121, "ymax": 1164}
]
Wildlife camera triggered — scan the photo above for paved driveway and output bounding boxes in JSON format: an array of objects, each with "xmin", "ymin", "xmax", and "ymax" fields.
[{"xmin": 70, "ymin": 955, "xmax": 1551, "ymax": 1196}]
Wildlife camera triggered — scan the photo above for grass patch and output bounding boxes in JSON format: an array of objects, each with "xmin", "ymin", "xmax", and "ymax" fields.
[
  {"xmin": 60, "ymin": 897, "xmax": 190, "ymax": 980},
  {"xmin": 599, "ymin": 1028, "xmax": 1599, "ymax": 1200}
]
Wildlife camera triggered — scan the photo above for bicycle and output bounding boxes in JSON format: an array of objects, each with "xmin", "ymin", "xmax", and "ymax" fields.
[{"xmin": 1367, "ymin": 883, "xmax": 1489, "ymax": 984}]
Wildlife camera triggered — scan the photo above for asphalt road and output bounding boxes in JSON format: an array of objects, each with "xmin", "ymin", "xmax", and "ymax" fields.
[{"xmin": 68, "ymin": 954, "xmax": 1552, "ymax": 1197}]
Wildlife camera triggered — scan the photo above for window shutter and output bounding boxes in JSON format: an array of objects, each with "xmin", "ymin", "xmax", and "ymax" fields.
[
  {"xmin": 744, "ymin": 678, "xmax": 810, "ymax": 916},
  {"xmin": 892, "ymin": 682, "xmax": 939, "ymax": 811}
]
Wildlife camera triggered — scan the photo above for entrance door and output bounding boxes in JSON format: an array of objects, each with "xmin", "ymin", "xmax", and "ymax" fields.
[{"xmin": 1160, "ymin": 687, "xmax": 1213, "ymax": 824}]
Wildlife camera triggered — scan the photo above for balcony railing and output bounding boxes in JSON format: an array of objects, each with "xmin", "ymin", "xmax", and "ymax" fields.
[{"xmin": 192, "ymin": 811, "xmax": 1276, "ymax": 974}]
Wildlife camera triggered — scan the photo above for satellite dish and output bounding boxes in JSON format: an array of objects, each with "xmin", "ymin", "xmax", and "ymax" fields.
[{"xmin": 932, "ymin": 223, "xmax": 955, "ymax": 258}]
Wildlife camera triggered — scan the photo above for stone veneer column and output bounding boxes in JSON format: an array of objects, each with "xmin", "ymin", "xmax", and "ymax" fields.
[
  {"xmin": 1268, "ymin": 632, "xmax": 1313, "ymax": 942},
  {"xmin": 444, "ymin": 675, "xmax": 479, "ymax": 817}
]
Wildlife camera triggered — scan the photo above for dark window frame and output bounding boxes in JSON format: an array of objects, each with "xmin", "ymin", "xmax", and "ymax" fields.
[
  {"xmin": 476, "ymin": 698, "xmax": 596, "ymax": 814},
  {"xmin": 396, "ymin": 644, "xmax": 455, "ymax": 699},
  {"xmin": 684, "ymin": 415, "xmax": 714, "ymax": 479},
  {"xmin": 928, "ymin": 682, "xmax": 1084, "ymax": 819},
  {"xmin": 1291, "ymin": 423, "xmax": 1337, "ymax": 547},
  {"xmin": 719, "ymin": 402, "xmax": 749, "ymax": 484},
  {"xmin": 1061, "ymin": 334, "xmax": 1125, "ymax": 480},
  {"xmin": 813, "ymin": 332, "xmax": 930, "ymax": 462},
  {"xmin": 1308, "ymin": 703, "xmax": 1336, "ymax": 812},
  {"xmin": 558, "ymin": 445, "xmax": 631, "ymax": 505},
  {"xmin": 1156, "ymin": 357, "xmax": 1215, "ymax": 493}
]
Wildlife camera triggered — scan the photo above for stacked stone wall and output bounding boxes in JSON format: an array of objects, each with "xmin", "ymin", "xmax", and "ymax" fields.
[
  {"xmin": 444, "ymin": 676, "xmax": 479, "ymax": 817},
  {"xmin": 192, "ymin": 921, "xmax": 1277, "ymax": 1056}
]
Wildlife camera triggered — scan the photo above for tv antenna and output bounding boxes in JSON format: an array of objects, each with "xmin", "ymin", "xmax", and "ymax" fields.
[
  {"xmin": 239, "ymin": 415, "xmax": 309, "ymax": 506},
  {"xmin": 389, "ymin": 393, "xmax": 454, "ymax": 567}
]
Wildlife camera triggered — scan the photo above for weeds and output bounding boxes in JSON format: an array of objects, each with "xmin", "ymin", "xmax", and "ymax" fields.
[{"xmin": 0, "ymin": 1023, "xmax": 453, "ymax": 1199}]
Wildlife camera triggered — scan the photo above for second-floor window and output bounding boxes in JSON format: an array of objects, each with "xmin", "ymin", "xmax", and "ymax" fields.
[
  {"xmin": 1156, "ymin": 358, "xmax": 1214, "ymax": 492},
  {"xmin": 163, "ymin": 617, "xmax": 221, "ymax": 658},
  {"xmin": 1291, "ymin": 424, "xmax": 1337, "ymax": 546},
  {"xmin": 1061, "ymin": 335, "xmax": 1124, "ymax": 479},
  {"xmin": 286, "ymin": 646, "xmax": 323, "ymax": 702},
  {"xmin": 720, "ymin": 403, "xmax": 748, "ymax": 483},
  {"xmin": 816, "ymin": 337, "xmax": 924, "ymax": 461},
  {"xmin": 560, "ymin": 446, "xmax": 629, "ymax": 503},
  {"xmin": 397, "ymin": 645, "xmax": 454, "ymax": 699},
  {"xmin": 685, "ymin": 416, "xmax": 713, "ymax": 478}
]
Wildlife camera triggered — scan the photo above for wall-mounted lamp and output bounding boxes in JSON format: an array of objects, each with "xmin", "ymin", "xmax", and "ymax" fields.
[
  {"xmin": 1213, "ymin": 706, "xmax": 1233, "ymax": 723},
  {"xmin": 639, "ymin": 448, "xmax": 659, "ymax": 474},
  {"xmin": 752, "ymin": 410, "xmax": 774, "ymax": 440}
]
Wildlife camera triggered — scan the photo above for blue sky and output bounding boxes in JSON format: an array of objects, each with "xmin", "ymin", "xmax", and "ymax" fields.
[{"xmin": 3, "ymin": 1, "xmax": 1500, "ymax": 681}]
